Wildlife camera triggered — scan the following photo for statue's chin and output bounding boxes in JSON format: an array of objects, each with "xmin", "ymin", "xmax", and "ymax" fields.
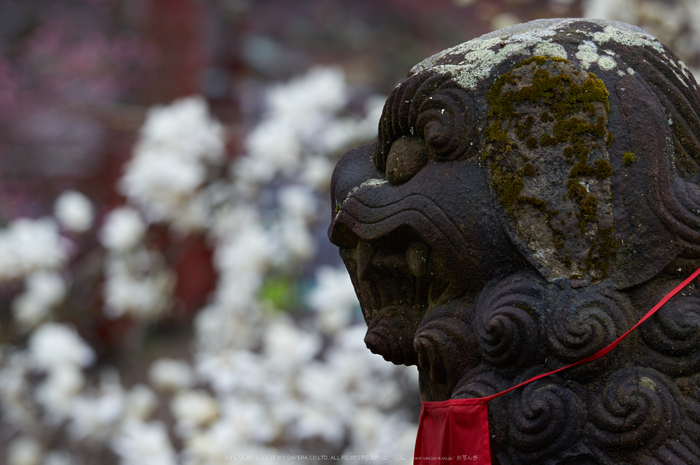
[{"xmin": 364, "ymin": 307, "xmax": 421, "ymax": 366}]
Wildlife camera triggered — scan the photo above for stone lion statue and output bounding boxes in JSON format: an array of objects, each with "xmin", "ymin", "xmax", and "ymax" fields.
[{"xmin": 329, "ymin": 18, "xmax": 700, "ymax": 464}]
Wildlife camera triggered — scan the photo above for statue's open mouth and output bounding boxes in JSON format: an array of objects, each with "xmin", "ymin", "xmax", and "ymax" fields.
[
  {"xmin": 338, "ymin": 230, "xmax": 435, "ymax": 366},
  {"xmin": 328, "ymin": 162, "xmax": 480, "ymax": 367}
]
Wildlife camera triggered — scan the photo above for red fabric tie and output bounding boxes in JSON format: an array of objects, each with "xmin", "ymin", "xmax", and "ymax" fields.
[
  {"xmin": 414, "ymin": 268, "xmax": 700, "ymax": 464},
  {"xmin": 415, "ymin": 399, "xmax": 490, "ymax": 464}
]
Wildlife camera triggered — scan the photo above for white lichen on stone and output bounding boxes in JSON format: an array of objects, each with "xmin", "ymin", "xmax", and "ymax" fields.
[
  {"xmin": 576, "ymin": 40, "xmax": 600, "ymax": 69},
  {"xmin": 533, "ymin": 42, "xmax": 568, "ymax": 59},
  {"xmin": 410, "ymin": 18, "xmax": 581, "ymax": 89},
  {"xmin": 336, "ymin": 178, "xmax": 388, "ymax": 219},
  {"xmin": 639, "ymin": 376, "xmax": 658, "ymax": 392},
  {"xmin": 355, "ymin": 178, "xmax": 386, "ymax": 189},
  {"xmin": 410, "ymin": 19, "xmax": 660, "ymax": 90},
  {"xmin": 574, "ymin": 40, "xmax": 618, "ymax": 70},
  {"xmin": 598, "ymin": 55, "xmax": 617, "ymax": 70},
  {"xmin": 672, "ymin": 69, "xmax": 688, "ymax": 86},
  {"xmin": 679, "ymin": 60, "xmax": 691, "ymax": 78},
  {"xmin": 592, "ymin": 25, "xmax": 664, "ymax": 54}
]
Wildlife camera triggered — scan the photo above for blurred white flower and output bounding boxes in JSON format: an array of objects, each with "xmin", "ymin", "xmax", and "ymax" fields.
[
  {"xmin": 307, "ymin": 266, "xmax": 359, "ymax": 334},
  {"xmin": 278, "ymin": 185, "xmax": 317, "ymax": 221},
  {"xmin": 264, "ymin": 391, "xmax": 303, "ymax": 430},
  {"xmin": 357, "ymin": 95, "xmax": 386, "ymax": 139},
  {"xmin": 348, "ymin": 409, "xmax": 417, "ymax": 462},
  {"xmin": 124, "ymin": 384, "xmax": 158, "ymax": 422},
  {"xmin": 0, "ymin": 350, "xmax": 35, "ymax": 431},
  {"xmin": 7, "ymin": 436, "xmax": 41, "ymax": 465},
  {"xmin": 214, "ymin": 221, "xmax": 272, "ymax": 278},
  {"xmin": 194, "ymin": 303, "xmax": 263, "ymax": 353},
  {"xmin": 278, "ymin": 217, "xmax": 315, "ymax": 262},
  {"xmin": 290, "ymin": 403, "xmax": 345, "ymax": 445},
  {"xmin": 138, "ymin": 96, "xmax": 224, "ymax": 164},
  {"xmin": 195, "ymin": 350, "xmax": 264, "ymax": 395},
  {"xmin": 53, "ymin": 191, "xmax": 94, "ymax": 233},
  {"xmin": 267, "ymin": 66, "xmax": 348, "ymax": 126},
  {"xmin": 28, "ymin": 323, "xmax": 95, "ymax": 371},
  {"xmin": 263, "ymin": 317, "xmax": 321, "ymax": 367},
  {"xmin": 12, "ymin": 271, "xmax": 66, "ymax": 331},
  {"xmin": 103, "ymin": 252, "xmax": 175, "ymax": 321},
  {"xmin": 111, "ymin": 420, "xmax": 177, "ymax": 465},
  {"xmin": 121, "ymin": 96, "xmax": 224, "ymax": 230},
  {"xmin": 35, "ymin": 366, "xmax": 85, "ymax": 422},
  {"xmin": 315, "ymin": 117, "xmax": 364, "ymax": 155},
  {"xmin": 208, "ymin": 205, "xmax": 258, "ymax": 239},
  {"xmin": 171, "ymin": 390, "xmax": 219, "ymax": 435},
  {"xmin": 68, "ymin": 371, "xmax": 125, "ymax": 442},
  {"xmin": 99, "ymin": 207, "xmax": 146, "ymax": 252},
  {"xmin": 235, "ymin": 66, "xmax": 374, "ymax": 190},
  {"xmin": 211, "ymin": 215, "xmax": 272, "ymax": 314},
  {"xmin": 149, "ymin": 358, "xmax": 195, "ymax": 392},
  {"xmin": 42, "ymin": 451, "xmax": 76, "ymax": 465},
  {"xmin": 301, "ymin": 156, "xmax": 334, "ymax": 190},
  {"xmin": 181, "ymin": 420, "xmax": 278, "ymax": 465},
  {"xmin": 296, "ymin": 361, "xmax": 346, "ymax": 411},
  {"xmin": 350, "ymin": 406, "xmax": 386, "ymax": 450},
  {"xmin": 241, "ymin": 118, "xmax": 301, "ymax": 181},
  {"xmin": 0, "ymin": 218, "xmax": 67, "ymax": 282},
  {"xmin": 215, "ymin": 397, "xmax": 278, "ymax": 444},
  {"xmin": 121, "ymin": 153, "xmax": 204, "ymax": 219}
]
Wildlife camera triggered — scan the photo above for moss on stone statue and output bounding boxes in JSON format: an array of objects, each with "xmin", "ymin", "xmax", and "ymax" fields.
[{"xmin": 483, "ymin": 55, "xmax": 616, "ymax": 280}]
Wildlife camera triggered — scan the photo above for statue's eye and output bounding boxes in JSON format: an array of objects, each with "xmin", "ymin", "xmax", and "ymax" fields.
[{"xmin": 385, "ymin": 135, "xmax": 428, "ymax": 186}]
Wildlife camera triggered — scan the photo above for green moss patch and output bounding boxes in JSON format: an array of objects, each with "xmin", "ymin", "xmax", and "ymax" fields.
[{"xmin": 483, "ymin": 55, "xmax": 617, "ymax": 281}]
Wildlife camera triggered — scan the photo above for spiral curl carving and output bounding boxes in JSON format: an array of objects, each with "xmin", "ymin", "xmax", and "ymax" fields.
[
  {"xmin": 473, "ymin": 272, "xmax": 545, "ymax": 376},
  {"xmin": 588, "ymin": 368, "xmax": 681, "ymax": 452},
  {"xmin": 374, "ymin": 71, "xmax": 476, "ymax": 173},
  {"xmin": 414, "ymin": 303, "xmax": 478, "ymax": 390},
  {"xmin": 640, "ymin": 291, "xmax": 700, "ymax": 377},
  {"xmin": 507, "ymin": 374, "xmax": 586, "ymax": 461},
  {"xmin": 414, "ymin": 86, "xmax": 475, "ymax": 162},
  {"xmin": 451, "ymin": 365, "xmax": 509, "ymax": 399},
  {"xmin": 545, "ymin": 287, "xmax": 634, "ymax": 380}
]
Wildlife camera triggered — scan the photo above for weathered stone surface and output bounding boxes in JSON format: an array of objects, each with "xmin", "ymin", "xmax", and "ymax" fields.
[{"xmin": 329, "ymin": 18, "xmax": 700, "ymax": 464}]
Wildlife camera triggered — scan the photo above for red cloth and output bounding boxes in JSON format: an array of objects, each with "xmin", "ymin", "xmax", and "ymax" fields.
[
  {"xmin": 415, "ymin": 398, "xmax": 490, "ymax": 464},
  {"xmin": 413, "ymin": 268, "xmax": 700, "ymax": 465}
]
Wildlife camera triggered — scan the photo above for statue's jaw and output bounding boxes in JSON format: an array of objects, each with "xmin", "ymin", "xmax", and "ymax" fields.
[{"xmin": 339, "ymin": 235, "xmax": 436, "ymax": 366}]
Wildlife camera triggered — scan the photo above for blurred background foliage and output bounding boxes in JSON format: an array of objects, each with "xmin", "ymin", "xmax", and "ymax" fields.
[{"xmin": 0, "ymin": 0, "xmax": 589, "ymax": 370}]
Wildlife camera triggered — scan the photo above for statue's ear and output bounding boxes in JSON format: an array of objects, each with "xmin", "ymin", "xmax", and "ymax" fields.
[{"xmin": 606, "ymin": 74, "xmax": 685, "ymax": 289}]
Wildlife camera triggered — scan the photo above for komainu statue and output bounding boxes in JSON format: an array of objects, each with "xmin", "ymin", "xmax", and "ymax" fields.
[{"xmin": 329, "ymin": 18, "xmax": 700, "ymax": 464}]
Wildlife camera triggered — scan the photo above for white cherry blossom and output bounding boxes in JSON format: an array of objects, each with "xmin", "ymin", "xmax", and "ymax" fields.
[{"xmin": 53, "ymin": 191, "xmax": 94, "ymax": 233}]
